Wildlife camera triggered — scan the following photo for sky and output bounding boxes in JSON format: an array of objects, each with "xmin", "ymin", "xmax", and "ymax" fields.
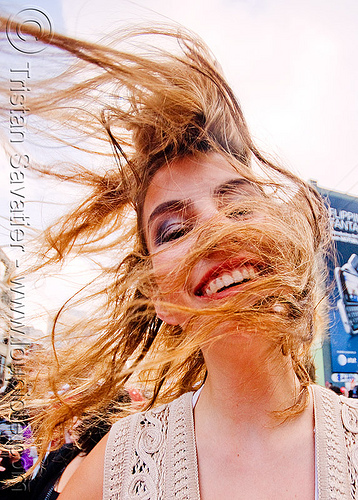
[
  {"xmin": 2, "ymin": 0, "xmax": 358, "ymax": 194},
  {"xmin": 59, "ymin": 0, "xmax": 358, "ymax": 195},
  {"xmin": 1, "ymin": 0, "xmax": 358, "ymax": 332}
]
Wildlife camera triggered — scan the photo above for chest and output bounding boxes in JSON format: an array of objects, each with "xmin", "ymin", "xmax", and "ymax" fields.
[{"xmin": 196, "ymin": 436, "xmax": 315, "ymax": 500}]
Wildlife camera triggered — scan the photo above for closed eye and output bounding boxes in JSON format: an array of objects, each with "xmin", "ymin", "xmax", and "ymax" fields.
[{"xmin": 155, "ymin": 221, "xmax": 191, "ymax": 246}]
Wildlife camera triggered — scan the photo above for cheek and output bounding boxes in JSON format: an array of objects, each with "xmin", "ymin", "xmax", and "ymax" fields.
[
  {"xmin": 150, "ymin": 243, "xmax": 194, "ymax": 327},
  {"xmin": 151, "ymin": 251, "xmax": 181, "ymax": 295},
  {"xmin": 150, "ymin": 239, "xmax": 194, "ymax": 299}
]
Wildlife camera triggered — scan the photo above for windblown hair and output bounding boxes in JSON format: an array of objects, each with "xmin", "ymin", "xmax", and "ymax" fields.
[{"xmin": 0, "ymin": 17, "xmax": 331, "ymax": 472}]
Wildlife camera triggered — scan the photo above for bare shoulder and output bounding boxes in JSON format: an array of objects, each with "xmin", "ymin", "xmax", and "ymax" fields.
[{"xmin": 58, "ymin": 432, "xmax": 109, "ymax": 500}]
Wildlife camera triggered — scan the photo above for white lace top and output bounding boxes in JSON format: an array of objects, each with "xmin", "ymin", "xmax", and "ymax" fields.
[{"xmin": 103, "ymin": 385, "xmax": 358, "ymax": 499}]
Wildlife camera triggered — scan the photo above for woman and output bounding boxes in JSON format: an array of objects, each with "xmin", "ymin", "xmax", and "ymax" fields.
[{"xmin": 1, "ymin": 17, "xmax": 357, "ymax": 500}]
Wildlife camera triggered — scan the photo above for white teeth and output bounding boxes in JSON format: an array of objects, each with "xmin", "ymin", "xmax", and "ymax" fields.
[
  {"xmin": 233, "ymin": 270, "xmax": 243, "ymax": 282},
  {"xmin": 203, "ymin": 265, "xmax": 256, "ymax": 296},
  {"xmin": 216, "ymin": 277, "xmax": 225, "ymax": 289},
  {"xmin": 208, "ymin": 281, "xmax": 217, "ymax": 295},
  {"xmin": 221, "ymin": 274, "xmax": 233, "ymax": 287},
  {"xmin": 248, "ymin": 267, "xmax": 256, "ymax": 279},
  {"xmin": 241, "ymin": 267, "xmax": 249, "ymax": 280}
]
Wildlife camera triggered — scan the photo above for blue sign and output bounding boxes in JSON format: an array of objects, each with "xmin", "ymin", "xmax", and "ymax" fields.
[{"xmin": 317, "ymin": 186, "xmax": 358, "ymax": 373}]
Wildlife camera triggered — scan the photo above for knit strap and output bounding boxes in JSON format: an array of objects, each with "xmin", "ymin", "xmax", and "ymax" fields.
[
  {"xmin": 103, "ymin": 392, "xmax": 200, "ymax": 499},
  {"xmin": 313, "ymin": 385, "xmax": 352, "ymax": 499}
]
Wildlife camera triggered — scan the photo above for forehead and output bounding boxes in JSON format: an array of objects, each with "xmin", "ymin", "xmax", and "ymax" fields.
[{"xmin": 143, "ymin": 153, "xmax": 243, "ymax": 222}]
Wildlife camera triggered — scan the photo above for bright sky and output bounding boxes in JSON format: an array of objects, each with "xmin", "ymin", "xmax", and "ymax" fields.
[
  {"xmin": 3, "ymin": 0, "xmax": 357, "ymax": 194},
  {"xmin": 1, "ymin": 0, "xmax": 358, "ymax": 332}
]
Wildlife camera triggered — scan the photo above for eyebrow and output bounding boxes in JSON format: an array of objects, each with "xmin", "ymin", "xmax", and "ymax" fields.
[{"xmin": 213, "ymin": 178, "xmax": 260, "ymax": 197}]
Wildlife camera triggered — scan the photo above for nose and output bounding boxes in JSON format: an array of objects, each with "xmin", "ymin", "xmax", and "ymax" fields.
[{"xmin": 195, "ymin": 197, "xmax": 227, "ymax": 225}]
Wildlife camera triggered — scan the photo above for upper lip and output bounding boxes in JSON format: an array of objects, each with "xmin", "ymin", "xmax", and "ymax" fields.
[{"xmin": 193, "ymin": 257, "xmax": 262, "ymax": 297}]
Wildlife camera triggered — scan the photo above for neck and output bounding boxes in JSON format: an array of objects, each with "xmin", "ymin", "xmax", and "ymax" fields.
[{"xmin": 199, "ymin": 334, "xmax": 303, "ymax": 428}]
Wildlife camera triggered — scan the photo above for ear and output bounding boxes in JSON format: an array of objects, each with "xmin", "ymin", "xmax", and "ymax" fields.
[{"xmin": 153, "ymin": 301, "xmax": 181, "ymax": 326}]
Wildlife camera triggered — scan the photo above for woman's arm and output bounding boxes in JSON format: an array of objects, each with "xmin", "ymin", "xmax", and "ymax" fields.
[{"xmin": 58, "ymin": 433, "xmax": 109, "ymax": 500}]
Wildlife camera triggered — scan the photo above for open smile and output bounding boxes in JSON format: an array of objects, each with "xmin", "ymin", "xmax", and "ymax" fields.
[{"xmin": 194, "ymin": 259, "xmax": 261, "ymax": 298}]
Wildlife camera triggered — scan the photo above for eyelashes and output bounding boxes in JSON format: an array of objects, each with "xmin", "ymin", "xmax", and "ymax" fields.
[
  {"xmin": 152, "ymin": 198, "xmax": 256, "ymax": 247},
  {"xmin": 153, "ymin": 209, "xmax": 252, "ymax": 247},
  {"xmin": 155, "ymin": 220, "xmax": 192, "ymax": 246},
  {"xmin": 226, "ymin": 208, "xmax": 251, "ymax": 220}
]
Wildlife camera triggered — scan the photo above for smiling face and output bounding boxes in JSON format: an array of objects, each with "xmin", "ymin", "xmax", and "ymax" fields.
[{"xmin": 142, "ymin": 152, "xmax": 263, "ymax": 325}]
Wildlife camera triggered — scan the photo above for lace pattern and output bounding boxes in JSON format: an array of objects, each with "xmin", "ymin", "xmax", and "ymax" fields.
[
  {"xmin": 313, "ymin": 384, "xmax": 357, "ymax": 500},
  {"xmin": 103, "ymin": 393, "xmax": 199, "ymax": 500},
  {"xmin": 104, "ymin": 386, "xmax": 357, "ymax": 500},
  {"xmin": 165, "ymin": 394, "xmax": 200, "ymax": 499},
  {"xmin": 341, "ymin": 397, "xmax": 358, "ymax": 499},
  {"xmin": 105, "ymin": 414, "xmax": 131, "ymax": 500}
]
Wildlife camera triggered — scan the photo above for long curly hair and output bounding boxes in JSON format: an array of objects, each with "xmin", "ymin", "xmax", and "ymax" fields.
[{"xmin": 0, "ymin": 17, "xmax": 332, "ymax": 473}]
